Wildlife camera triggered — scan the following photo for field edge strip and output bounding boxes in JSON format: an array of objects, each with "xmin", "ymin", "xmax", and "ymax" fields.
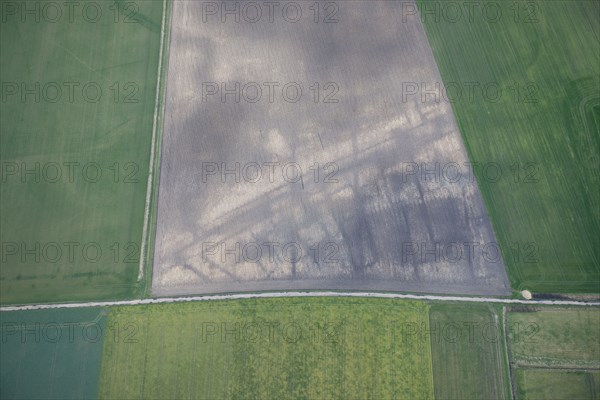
[{"xmin": 138, "ymin": 0, "xmax": 168, "ymax": 282}]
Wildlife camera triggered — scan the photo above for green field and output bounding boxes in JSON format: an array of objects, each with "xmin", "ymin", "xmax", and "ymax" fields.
[
  {"xmin": 0, "ymin": 308, "xmax": 107, "ymax": 399},
  {"xmin": 515, "ymin": 369, "xmax": 599, "ymax": 400},
  {"xmin": 99, "ymin": 298, "xmax": 434, "ymax": 400},
  {"xmin": 507, "ymin": 307, "xmax": 600, "ymax": 400},
  {"xmin": 0, "ymin": 1, "xmax": 167, "ymax": 304},
  {"xmin": 429, "ymin": 304, "xmax": 510, "ymax": 400},
  {"xmin": 2, "ymin": 300, "xmax": 598, "ymax": 399},
  {"xmin": 417, "ymin": 0, "xmax": 600, "ymax": 293},
  {"xmin": 507, "ymin": 307, "xmax": 600, "ymax": 369}
]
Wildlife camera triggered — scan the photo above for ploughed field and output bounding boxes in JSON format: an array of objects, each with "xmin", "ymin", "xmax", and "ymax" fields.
[{"xmin": 151, "ymin": 0, "xmax": 510, "ymax": 297}]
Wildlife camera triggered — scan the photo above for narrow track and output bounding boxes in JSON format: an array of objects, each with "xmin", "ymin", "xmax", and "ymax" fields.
[{"xmin": 2, "ymin": 291, "xmax": 599, "ymax": 312}]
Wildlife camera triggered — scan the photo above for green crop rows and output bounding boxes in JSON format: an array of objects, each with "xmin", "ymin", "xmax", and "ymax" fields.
[
  {"xmin": 2, "ymin": 299, "xmax": 598, "ymax": 399},
  {"xmin": 0, "ymin": 308, "xmax": 106, "ymax": 399},
  {"xmin": 429, "ymin": 304, "xmax": 511, "ymax": 399},
  {"xmin": 98, "ymin": 298, "xmax": 435, "ymax": 400},
  {"xmin": 417, "ymin": 0, "xmax": 600, "ymax": 293},
  {"xmin": 0, "ymin": 1, "xmax": 166, "ymax": 304}
]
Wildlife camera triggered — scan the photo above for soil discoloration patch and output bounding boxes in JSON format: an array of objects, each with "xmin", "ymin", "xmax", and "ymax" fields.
[{"xmin": 152, "ymin": 0, "xmax": 511, "ymax": 296}]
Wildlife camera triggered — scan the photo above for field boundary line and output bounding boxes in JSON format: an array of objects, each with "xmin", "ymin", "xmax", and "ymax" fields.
[
  {"xmin": 138, "ymin": 0, "xmax": 168, "ymax": 282},
  {"xmin": 503, "ymin": 306, "xmax": 519, "ymax": 400},
  {"xmin": 1, "ymin": 292, "xmax": 599, "ymax": 312}
]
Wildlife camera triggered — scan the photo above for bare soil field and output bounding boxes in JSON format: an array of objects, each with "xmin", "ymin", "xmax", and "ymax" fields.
[{"xmin": 151, "ymin": 0, "xmax": 510, "ymax": 296}]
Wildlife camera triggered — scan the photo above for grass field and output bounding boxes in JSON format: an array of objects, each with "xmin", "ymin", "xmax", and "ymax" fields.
[
  {"xmin": 429, "ymin": 304, "xmax": 511, "ymax": 400},
  {"xmin": 507, "ymin": 307, "xmax": 600, "ymax": 369},
  {"xmin": 515, "ymin": 369, "xmax": 599, "ymax": 400},
  {"xmin": 0, "ymin": 308, "xmax": 107, "ymax": 399},
  {"xmin": 99, "ymin": 298, "xmax": 434, "ymax": 400},
  {"xmin": 3, "ymin": 300, "xmax": 598, "ymax": 399},
  {"xmin": 417, "ymin": 0, "xmax": 600, "ymax": 293},
  {"xmin": 507, "ymin": 307, "xmax": 600, "ymax": 400},
  {"xmin": 0, "ymin": 1, "xmax": 166, "ymax": 304}
]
